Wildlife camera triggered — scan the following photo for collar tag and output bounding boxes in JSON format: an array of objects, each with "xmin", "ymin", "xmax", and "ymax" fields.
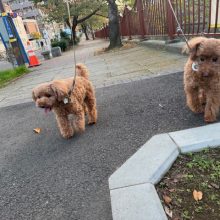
[
  {"xmin": 63, "ymin": 97, "xmax": 69, "ymax": 104},
  {"xmin": 192, "ymin": 62, "xmax": 199, "ymax": 72}
]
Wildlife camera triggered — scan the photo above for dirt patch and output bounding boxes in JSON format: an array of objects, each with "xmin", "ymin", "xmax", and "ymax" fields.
[
  {"xmin": 156, "ymin": 148, "xmax": 220, "ymax": 220},
  {"xmin": 94, "ymin": 42, "xmax": 137, "ymax": 55}
]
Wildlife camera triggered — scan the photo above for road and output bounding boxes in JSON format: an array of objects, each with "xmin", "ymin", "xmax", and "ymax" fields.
[{"xmin": 0, "ymin": 73, "xmax": 207, "ymax": 220}]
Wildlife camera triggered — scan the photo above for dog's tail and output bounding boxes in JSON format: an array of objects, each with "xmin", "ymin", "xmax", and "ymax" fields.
[{"xmin": 76, "ymin": 63, "xmax": 89, "ymax": 79}]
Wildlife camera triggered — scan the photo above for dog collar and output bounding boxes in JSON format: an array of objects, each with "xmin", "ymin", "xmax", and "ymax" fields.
[{"xmin": 192, "ymin": 62, "xmax": 199, "ymax": 72}]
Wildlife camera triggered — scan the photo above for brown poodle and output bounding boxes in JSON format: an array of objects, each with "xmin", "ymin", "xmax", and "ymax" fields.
[
  {"xmin": 183, "ymin": 37, "xmax": 220, "ymax": 122},
  {"xmin": 32, "ymin": 63, "xmax": 97, "ymax": 139}
]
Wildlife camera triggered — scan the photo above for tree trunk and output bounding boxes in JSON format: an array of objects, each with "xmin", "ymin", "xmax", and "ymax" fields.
[
  {"xmin": 72, "ymin": 16, "xmax": 78, "ymax": 45},
  {"xmin": 90, "ymin": 25, "xmax": 95, "ymax": 40},
  {"xmin": 108, "ymin": 0, "xmax": 122, "ymax": 49},
  {"xmin": 67, "ymin": 6, "xmax": 101, "ymax": 45},
  {"xmin": 65, "ymin": 18, "xmax": 73, "ymax": 45},
  {"xmin": 72, "ymin": 25, "xmax": 77, "ymax": 44},
  {"xmin": 81, "ymin": 23, "xmax": 90, "ymax": 40}
]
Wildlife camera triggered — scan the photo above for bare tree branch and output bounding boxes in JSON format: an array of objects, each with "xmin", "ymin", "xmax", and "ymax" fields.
[
  {"xmin": 77, "ymin": 6, "xmax": 101, "ymax": 23},
  {"xmin": 95, "ymin": 13, "xmax": 108, "ymax": 18}
]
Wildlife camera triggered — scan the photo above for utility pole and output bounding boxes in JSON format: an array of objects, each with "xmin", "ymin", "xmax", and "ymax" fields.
[
  {"xmin": 0, "ymin": 0, "xmax": 4, "ymax": 12},
  {"xmin": 0, "ymin": 0, "xmax": 26, "ymax": 66},
  {"xmin": 0, "ymin": 0, "xmax": 13, "ymax": 64}
]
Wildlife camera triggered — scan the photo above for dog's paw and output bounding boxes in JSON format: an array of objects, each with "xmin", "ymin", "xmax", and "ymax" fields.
[
  {"xmin": 61, "ymin": 131, "xmax": 74, "ymax": 139},
  {"xmin": 204, "ymin": 115, "xmax": 217, "ymax": 123},
  {"xmin": 88, "ymin": 121, "xmax": 96, "ymax": 125},
  {"xmin": 196, "ymin": 107, "xmax": 205, "ymax": 114},
  {"xmin": 76, "ymin": 127, "xmax": 85, "ymax": 133},
  {"xmin": 190, "ymin": 105, "xmax": 205, "ymax": 114}
]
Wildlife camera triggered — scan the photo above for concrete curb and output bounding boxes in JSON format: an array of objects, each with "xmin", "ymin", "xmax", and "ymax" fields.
[
  {"xmin": 140, "ymin": 40, "xmax": 186, "ymax": 55},
  {"xmin": 123, "ymin": 38, "xmax": 186, "ymax": 55},
  {"xmin": 109, "ymin": 122, "xmax": 220, "ymax": 220}
]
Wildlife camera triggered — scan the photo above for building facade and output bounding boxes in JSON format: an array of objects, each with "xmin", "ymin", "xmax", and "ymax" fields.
[
  {"xmin": 3, "ymin": 0, "xmax": 40, "ymax": 20},
  {"xmin": 3, "ymin": 0, "xmax": 63, "ymax": 40}
]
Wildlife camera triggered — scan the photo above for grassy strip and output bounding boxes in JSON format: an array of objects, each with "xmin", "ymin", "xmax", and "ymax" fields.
[
  {"xmin": 0, "ymin": 66, "xmax": 30, "ymax": 88},
  {"xmin": 156, "ymin": 148, "xmax": 220, "ymax": 220}
]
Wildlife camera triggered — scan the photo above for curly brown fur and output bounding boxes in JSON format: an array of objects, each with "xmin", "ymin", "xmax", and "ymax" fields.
[
  {"xmin": 32, "ymin": 64, "xmax": 97, "ymax": 139},
  {"xmin": 183, "ymin": 37, "xmax": 220, "ymax": 122}
]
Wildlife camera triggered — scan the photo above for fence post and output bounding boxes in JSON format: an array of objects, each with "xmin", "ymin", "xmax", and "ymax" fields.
[
  {"xmin": 103, "ymin": 23, "xmax": 107, "ymax": 39},
  {"xmin": 166, "ymin": 0, "xmax": 176, "ymax": 40},
  {"xmin": 125, "ymin": 5, "xmax": 132, "ymax": 40},
  {"xmin": 136, "ymin": 0, "xmax": 146, "ymax": 38}
]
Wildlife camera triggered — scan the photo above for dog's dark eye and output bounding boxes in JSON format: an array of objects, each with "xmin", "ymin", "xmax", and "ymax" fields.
[
  {"xmin": 200, "ymin": 57, "xmax": 205, "ymax": 62},
  {"xmin": 46, "ymin": 94, "xmax": 51, "ymax": 98},
  {"xmin": 212, "ymin": 57, "xmax": 218, "ymax": 62}
]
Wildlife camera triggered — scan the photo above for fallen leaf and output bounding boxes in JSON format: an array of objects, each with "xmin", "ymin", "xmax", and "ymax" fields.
[
  {"xmin": 193, "ymin": 190, "xmax": 203, "ymax": 201},
  {"xmin": 164, "ymin": 206, "xmax": 173, "ymax": 218},
  {"xmin": 169, "ymin": 188, "xmax": 175, "ymax": 192},
  {"xmin": 33, "ymin": 128, "xmax": 41, "ymax": 134},
  {"xmin": 173, "ymin": 178, "xmax": 178, "ymax": 183},
  {"xmin": 163, "ymin": 195, "xmax": 172, "ymax": 205},
  {"xmin": 175, "ymin": 174, "xmax": 185, "ymax": 179},
  {"xmin": 210, "ymin": 183, "xmax": 220, "ymax": 189}
]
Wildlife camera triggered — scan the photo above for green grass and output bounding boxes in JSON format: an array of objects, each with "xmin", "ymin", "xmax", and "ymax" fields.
[{"xmin": 0, "ymin": 66, "xmax": 30, "ymax": 88}]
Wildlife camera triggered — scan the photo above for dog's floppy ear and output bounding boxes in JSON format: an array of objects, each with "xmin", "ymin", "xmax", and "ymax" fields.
[
  {"xmin": 32, "ymin": 90, "xmax": 37, "ymax": 101},
  {"xmin": 50, "ymin": 81, "xmax": 68, "ymax": 102},
  {"xmin": 182, "ymin": 37, "xmax": 207, "ymax": 60}
]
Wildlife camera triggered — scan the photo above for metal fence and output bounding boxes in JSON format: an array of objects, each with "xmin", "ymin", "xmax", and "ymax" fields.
[
  {"xmin": 95, "ymin": 0, "xmax": 220, "ymax": 39},
  {"xmin": 172, "ymin": 0, "xmax": 220, "ymax": 37}
]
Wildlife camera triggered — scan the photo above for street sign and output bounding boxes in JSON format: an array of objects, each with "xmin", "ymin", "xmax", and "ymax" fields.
[
  {"xmin": 0, "ymin": 17, "xmax": 9, "ymax": 48},
  {"xmin": 2, "ymin": 15, "xmax": 15, "ymax": 38}
]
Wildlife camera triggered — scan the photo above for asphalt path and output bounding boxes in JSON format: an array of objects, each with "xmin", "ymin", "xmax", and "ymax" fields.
[{"xmin": 0, "ymin": 72, "xmax": 209, "ymax": 220}]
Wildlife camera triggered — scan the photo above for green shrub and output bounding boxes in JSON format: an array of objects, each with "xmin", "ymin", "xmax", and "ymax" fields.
[
  {"xmin": 60, "ymin": 31, "xmax": 70, "ymax": 39},
  {"xmin": 59, "ymin": 39, "xmax": 68, "ymax": 51},
  {"xmin": 51, "ymin": 39, "xmax": 68, "ymax": 51},
  {"xmin": 51, "ymin": 41, "xmax": 58, "ymax": 47},
  {"xmin": 51, "ymin": 31, "xmax": 82, "ymax": 49}
]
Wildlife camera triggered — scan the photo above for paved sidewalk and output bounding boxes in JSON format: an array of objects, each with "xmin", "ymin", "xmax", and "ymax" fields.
[{"xmin": 0, "ymin": 39, "xmax": 187, "ymax": 108}]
